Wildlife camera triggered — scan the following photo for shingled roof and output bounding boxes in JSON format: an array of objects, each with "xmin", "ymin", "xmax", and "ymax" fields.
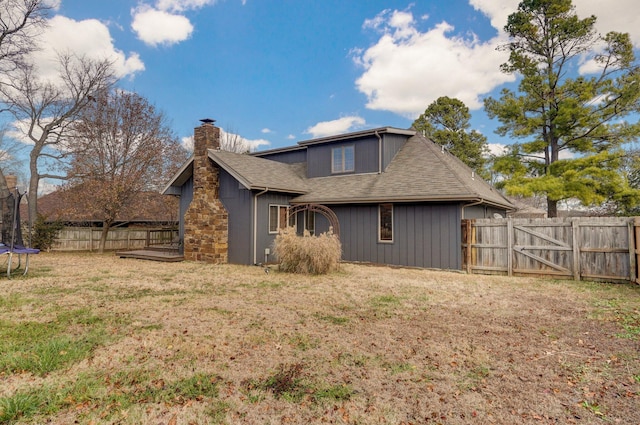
[
  {"xmin": 290, "ymin": 133, "xmax": 511, "ymax": 207},
  {"xmin": 208, "ymin": 150, "xmax": 308, "ymax": 194},
  {"xmin": 164, "ymin": 130, "xmax": 513, "ymax": 210}
]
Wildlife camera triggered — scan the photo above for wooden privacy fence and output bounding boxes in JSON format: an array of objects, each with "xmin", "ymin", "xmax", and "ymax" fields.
[
  {"xmin": 51, "ymin": 227, "xmax": 178, "ymax": 252},
  {"xmin": 462, "ymin": 217, "xmax": 640, "ymax": 283}
]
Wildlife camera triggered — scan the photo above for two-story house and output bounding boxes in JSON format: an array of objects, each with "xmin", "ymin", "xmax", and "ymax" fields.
[{"xmin": 163, "ymin": 119, "xmax": 513, "ymax": 270}]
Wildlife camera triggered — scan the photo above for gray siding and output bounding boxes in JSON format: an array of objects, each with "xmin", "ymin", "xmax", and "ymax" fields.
[
  {"xmin": 306, "ymin": 136, "xmax": 380, "ymax": 178},
  {"xmin": 219, "ymin": 170, "xmax": 253, "ymax": 264},
  {"xmin": 463, "ymin": 204, "xmax": 508, "ymax": 219},
  {"xmin": 178, "ymin": 176, "xmax": 194, "ymax": 249},
  {"xmin": 254, "ymin": 149, "xmax": 307, "ymax": 164},
  {"xmin": 382, "ymin": 133, "xmax": 408, "ymax": 171},
  {"xmin": 329, "ymin": 203, "xmax": 462, "ymax": 270},
  {"xmin": 177, "ymin": 172, "xmax": 253, "ymax": 263},
  {"xmin": 256, "ymin": 192, "xmax": 296, "ymax": 264}
]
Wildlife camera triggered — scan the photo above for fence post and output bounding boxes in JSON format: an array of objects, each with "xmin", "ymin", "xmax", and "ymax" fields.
[
  {"xmin": 464, "ymin": 220, "xmax": 472, "ymax": 274},
  {"xmin": 634, "ymin": 218, "xmax": 640, "ymax": 284},
  {"xmin": 571, "ymin": 219, "xmax": 580, "ymax": 281},
  {"xmin": 628, "ymin": 219, "xmax": 637, "ymax": 283},
  {"xmin": 507, "ymin": 218, "xmax": 513, "ymax": 276}
]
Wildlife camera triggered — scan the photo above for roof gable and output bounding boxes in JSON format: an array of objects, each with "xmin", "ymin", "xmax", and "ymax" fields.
[
  {"xmin": 163, "ymin": 128, "xmax": 513, "ymax": 210},
  {"xmin": 209, "ymin": 150, "xmax": 308, "ymax": 194},
  {"xmin": 291, "ymin": 134, "xmax": 513, "ymax": 208}
]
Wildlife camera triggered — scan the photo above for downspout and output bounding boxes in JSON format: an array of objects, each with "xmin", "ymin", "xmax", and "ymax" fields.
[
  {"xmin": 253, "ymin": 188, "xmax": 269, "ymax": 264},
  {"xmin": 375, "ymin": 130, "xmax": 382, "ymax": 173},
  {"xmin": 461, "ymin": 199, "xmax": 484, "ymax": 220}
]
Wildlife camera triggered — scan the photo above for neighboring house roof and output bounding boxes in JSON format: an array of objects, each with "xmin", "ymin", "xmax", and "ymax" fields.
[
  {"xmin": 507, "ymin": 197, "xmax": 548, "ymax": 218},
  {"xmin": 34, "ymin": 189, "xmax": 179, "ymax": 224}
]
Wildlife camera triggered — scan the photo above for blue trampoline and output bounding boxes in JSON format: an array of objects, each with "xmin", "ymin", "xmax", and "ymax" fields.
[{"xmin": 1, "ymin": 188, "xmax": 39, "ymax": 277}]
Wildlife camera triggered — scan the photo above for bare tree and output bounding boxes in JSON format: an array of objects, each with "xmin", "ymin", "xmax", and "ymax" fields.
[
  {"xmin": 220, "ymin": 129, "xmax": 250, "ymax": 153},
  {"xmin": 0, "ymin": 53, "xmax": 116, "ymax": 221},
  {"xmin": 0, "ymin": 0, "xmax": 51, "ymax": 197},
  {"xmin": 66, "ymin": 89, "xmax": 187, "ymax": 252},
  {"xmin": 0, "ymin": 0, "xmax": 51, "ymax": 75}
]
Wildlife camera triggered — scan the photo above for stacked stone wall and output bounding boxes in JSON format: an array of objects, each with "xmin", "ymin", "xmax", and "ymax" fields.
[{"xmin": 183, "ymin": 122, "xmax": 229, "ymax": 263}]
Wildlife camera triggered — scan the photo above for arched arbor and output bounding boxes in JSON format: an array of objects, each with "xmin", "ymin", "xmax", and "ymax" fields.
[{"xmin": 287, "ymin": 203, "xmax": 340, "ymax": 238}]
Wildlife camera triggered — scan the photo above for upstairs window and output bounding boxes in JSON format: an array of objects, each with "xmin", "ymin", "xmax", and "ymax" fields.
[
  {"xmin": 378, "ymin": 203, "xmax": 393, "ymax": 243},
  {"xmin": 269, "ymin": 205, "xmax": 295, "ymax": 234},
  {"xmin": 332, "ymin": 145, "xmax": 355, "ymax": 174}
]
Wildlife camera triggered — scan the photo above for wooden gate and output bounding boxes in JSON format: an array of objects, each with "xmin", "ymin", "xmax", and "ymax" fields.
[{"xmin": 462, "ymin": 217, "xmax": 637, "ymax": 283}]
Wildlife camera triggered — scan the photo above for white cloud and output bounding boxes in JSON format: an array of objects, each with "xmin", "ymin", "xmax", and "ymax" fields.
[
  {"xmin": 180, "ymin": 130, "xmax": 270, "ymax": 153},
  {"xmin": 471, "ymin": 0, "xmax": 640, "ymax": 76},
  {"xmin": 155, "ymin": 0, "xmax": 219, "ymax": 13},
  {"xmin": 44, "ymin": 0, "xmax": 61, "ymax": 10},
  {"xmin": 31, "ymin": 16, "xmax": 144, "ymax": 81},
  {"xmin": 468, "ymin": 0, "xmax": 515, "ymax": 34},
  {"xmin": 261, "ymin": 128, "xmax": 272, "ymax": 134},
  {"xmin": 224, "ymin": 129, "xmax": 270, "ymax": 152},
  {"xmin": 353, "ymin": 9, "xmax": 513, "ymax": 117},
  {"xmin": 287, "ymin": 134, "xmax": 296, "ymax": 140},
  {"xmin": 355, "ymin": 1, "xmax": 640, "ymax": 119},
  {"xmin": 487, "ymin": 143, "xmax": 507, "ymax": 156},
  {"xmin": 131, "ymin": 5, "xmax": 193, "ymax": 47},
  {"xmin": 6, "ymin": 119, "xmax": 36, "ymax": 145},
  {"xmin": 470, "ymin": 0, "xmax": 640, "ymax": 46},
  {"xmin": 305, "ymin": 116, "xmax": 366, "ymax": 138},
  {"xmin": 181, "ymin": 135, "xmax": 194, "ymax": 151}
]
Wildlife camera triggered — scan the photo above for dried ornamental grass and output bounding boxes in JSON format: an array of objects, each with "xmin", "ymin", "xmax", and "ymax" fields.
[{"xmin": 273, "ymin": 227, "xmax": 341, "ymax": 274}]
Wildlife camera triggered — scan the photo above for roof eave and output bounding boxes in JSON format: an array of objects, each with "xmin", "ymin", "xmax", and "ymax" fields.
[
  {"xmin": 208, "ymin": 150, "xmax": 254, "ymax": 189},
  {"xmin": 161, "ymin": 156, "xmax": 194, "ymax": 195},
  {"xmin": 209, "ymin": 151, "xmax": 309, "ymax": 195},
  {"xmin": 298, "ymin": 127, "xmax": 416, "ymax": 147},
  {"xmin": 291, "ymin": 195, "xmax": 512, "ymax": 207}
]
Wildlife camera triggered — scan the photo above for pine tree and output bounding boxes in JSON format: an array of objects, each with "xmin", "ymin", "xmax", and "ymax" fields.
[{"xmin": 485, "ymin": 0, "xmax": 640, "ymax": 217}]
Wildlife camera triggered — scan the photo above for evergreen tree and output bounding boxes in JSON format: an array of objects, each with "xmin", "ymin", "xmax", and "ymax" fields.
[
  {"xmin": 413, "ymin": 96, "xmax": 489, "ymax": 178},
  {"xmin": 485, "ymin": 0, "xmax": 640, "ymax": 217}
]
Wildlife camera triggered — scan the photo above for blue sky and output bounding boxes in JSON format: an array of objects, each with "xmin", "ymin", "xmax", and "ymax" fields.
[{"xmin": 10, "ymin": 0, "xmax": 640, "ymax": 167}]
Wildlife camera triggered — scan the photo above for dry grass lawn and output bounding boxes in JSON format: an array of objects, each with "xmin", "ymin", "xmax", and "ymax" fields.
[{"xmin": 0, "ymin": 252, "xmax": 639, "ymax": 424}]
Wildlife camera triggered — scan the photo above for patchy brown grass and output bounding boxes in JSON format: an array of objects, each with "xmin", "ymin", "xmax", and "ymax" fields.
[{"xmin": 0, "ymin": 252, "xmax": 639, "ymax": 424}]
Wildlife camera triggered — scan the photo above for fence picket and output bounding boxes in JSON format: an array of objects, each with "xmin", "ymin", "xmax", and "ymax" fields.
[
  {"xmin": 463, "ymin": 217, "xmax": 637, "ymax": 283},
  {"xmin": 50, "ymin": 227, "xmax": 178, "ymax": 252}
]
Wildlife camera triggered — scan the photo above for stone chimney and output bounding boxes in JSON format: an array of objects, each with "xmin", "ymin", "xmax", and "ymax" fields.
[{"xmin": 183, "ymin": 119, "xmax": 228, "ymax": 263}]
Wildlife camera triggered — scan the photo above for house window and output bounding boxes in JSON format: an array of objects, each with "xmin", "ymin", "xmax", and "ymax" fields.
[
  {"xmin": 379, "ymin": 203, "xmax": 393, "ymax": 243},
  {"xmin": 269, "ymin": 205, "xmax": 295, "ymax": 234},
  {"xmin": 304, "ymin": 210, "xmax": 315, "ymax": 236},
  {"xmin": 332, "ymin": 145, "xmax": 355, "ymax": 174}
]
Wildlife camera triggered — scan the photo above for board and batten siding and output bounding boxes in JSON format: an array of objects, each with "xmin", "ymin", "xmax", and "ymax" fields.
[
  {"xmin": 178, "ymin": 171, "xmax": 254, "ymax": 263},
  {"xmin": 381, "ymin": 133, "xmax": 408, "ymax": 171},
  {"xmin": 253, "ymin": 148, "xmax": 307, "ymax": 164},
  {"xmin": 178, "ymin": 175, "xmax": 194, "ymax": 244},
  {"xmin": 306, "ymin": 136, "xmax": 380, "ymax": 178},
  {"xmin": 329, "ymin": 203, "xmax": 462, "ymax": 270},
  {"xmin": 255, "ymin": 192, "xmax": 297, "ymax": 264},
  {"xmin": 219, "ymin": 169, "xmax": 253, "ymax": 264}
]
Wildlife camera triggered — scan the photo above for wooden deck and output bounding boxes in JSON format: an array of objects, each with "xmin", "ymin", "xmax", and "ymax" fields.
[{"xmin": 117, "ymin": 246, "xmax": 184, "ymax": 262}]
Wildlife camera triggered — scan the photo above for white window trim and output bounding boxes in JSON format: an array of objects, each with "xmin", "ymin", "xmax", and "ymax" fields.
[
  {"xmin": 269, "ymin": 204, "xmax": 295, "ymax": 234},
  {"xmin": 378, "ymin": 203, "xmax": 393, "ymax": 243},
  {"xmin": 331, "ymin": 145, "xmax": 355, "ymax": 174}
]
